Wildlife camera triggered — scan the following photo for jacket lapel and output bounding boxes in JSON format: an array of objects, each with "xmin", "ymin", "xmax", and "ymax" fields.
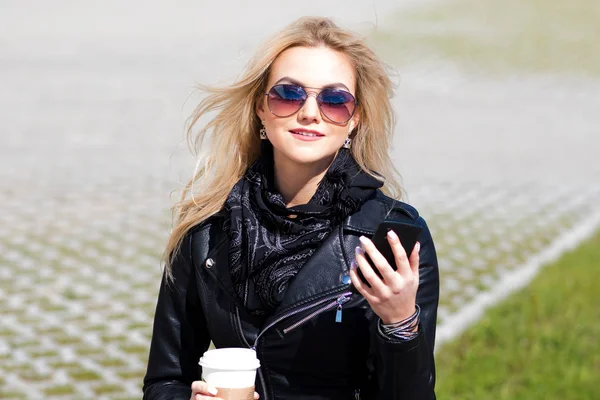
[
  {"xmin": 274, "ymin": 197, "xmax": 394, "ymax": 313},
  {"xmin": 199, "ymin": 194, "xmax": 395, "ymax": 315},
  {"xmin": 273, "ymin": 225, "xmax": 351, "ymax": 314},
  {"xmin": 195, "ymin": 218, "xmax": 246, "ymax": 309}
]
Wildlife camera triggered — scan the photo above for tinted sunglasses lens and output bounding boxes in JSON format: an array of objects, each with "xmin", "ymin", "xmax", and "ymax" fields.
[
  {"xmin": 267, "ymin": 84, "xmax": 306, "ymax": 117},
  {"xmin": 318, "ymin": 89, "xmax": 356, "ymax": 123}
]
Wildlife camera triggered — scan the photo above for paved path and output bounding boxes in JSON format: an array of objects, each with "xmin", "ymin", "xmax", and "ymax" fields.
[{"xmin": 1, "ymin": 1, "xmax": 599, "ymax": 398}]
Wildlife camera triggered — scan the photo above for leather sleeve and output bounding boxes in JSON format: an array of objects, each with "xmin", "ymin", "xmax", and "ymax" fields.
[
  {"xmin": 143, "ymin": 233, "xmax": 211, "ymax": 400},
  {"xmin": 370, "ymin": 216, "xmax": 440, "ymax": 399}
]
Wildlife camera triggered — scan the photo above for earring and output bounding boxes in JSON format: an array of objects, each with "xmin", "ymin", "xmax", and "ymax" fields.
[
  {"xmin": 343, "ymin": 124, "xmax": 354, "ymax": 149},
  {"xmin": 260, "ymin": 120, "xmax": 267, "ymax": 140}
]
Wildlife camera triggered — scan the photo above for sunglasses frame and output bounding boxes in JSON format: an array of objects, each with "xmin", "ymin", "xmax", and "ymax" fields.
[{"xmin": 264, "ymin": 84, "xmax": 358, "ymax": 124}]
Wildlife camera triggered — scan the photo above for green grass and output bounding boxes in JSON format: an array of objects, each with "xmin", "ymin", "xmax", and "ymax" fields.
[
  {"xmin": 69, "ymin": 369, "xmax": 102, "ymax": 381},
  {"xmin": 97, "ymin": 357, "xmax": 127, "ymax": 367},
  {"xmin": 43, "ymin": 384, "xmax": 75, "ymax": 396},
  {"xmin": 120, "ymin": 344, "xmax": 149, "ymax": 355},
  {"xmin": 372, "ymin": 0, "xmax": 600, "ymax": 77},
  {"xmin": 436, "ymin": 230, "xmax": 600, "ymax": 399},
  {"xmin": 0, "ymin": 391, "xmax": 25, "ymax": 400},
  {"xmin": 49, "ymin": 361, "xmax": 80, "ymax": 369},
  {"xmin": 94, "ymin": 384, "xmax": 122, "ymax": 395},
  {"xmin": 117, "ymin": 369, "xmax": 146, "ymax": 379}
]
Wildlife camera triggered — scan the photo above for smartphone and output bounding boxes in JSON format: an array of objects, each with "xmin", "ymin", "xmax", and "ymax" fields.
[{"xmin": 356, "ymin": 219, "xmax": 423, "ymax": 286}]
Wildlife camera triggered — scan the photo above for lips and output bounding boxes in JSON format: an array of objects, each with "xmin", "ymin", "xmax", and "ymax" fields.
[
  {"xmin": 289, "ymin": 129, "xmax": 325, "ymax": 142},
  {"xmin": 289, "ymin": 129, "xmax": 324, "ymax": 137}
]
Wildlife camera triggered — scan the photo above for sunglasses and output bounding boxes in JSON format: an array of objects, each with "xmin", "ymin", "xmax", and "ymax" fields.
[{"xmin": 264, "ymin": 84, "xmax": 357, "ymax": 124}]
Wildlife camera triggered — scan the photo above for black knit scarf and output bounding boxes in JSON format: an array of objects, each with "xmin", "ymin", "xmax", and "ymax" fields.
[{"xmin": 224, "ymin": 142, "xmax": 383, "ymax": 315}]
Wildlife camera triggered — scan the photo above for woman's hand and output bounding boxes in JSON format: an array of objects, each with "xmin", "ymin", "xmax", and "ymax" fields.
[
  {"xmin": 190, "ymin": 381, "xmax": 260, "ymax": 400},
  {"xmin": 349, "ymin": 231, "xmax": 420, "ymax": 325}
]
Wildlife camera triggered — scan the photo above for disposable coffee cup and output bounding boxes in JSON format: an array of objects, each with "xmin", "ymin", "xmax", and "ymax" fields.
[{"xmin": 199, "ymin": 348, "xmax": 260, "ymax": 400}]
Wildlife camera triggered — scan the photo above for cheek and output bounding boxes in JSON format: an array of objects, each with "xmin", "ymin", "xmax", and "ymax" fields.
[
  {"xmin": 266, "ymin": 117, "xmax": 290, "ymax": 133},
  {"xmin": 329, "ymin": 125, "xmax": 351, "ymax": 144}
]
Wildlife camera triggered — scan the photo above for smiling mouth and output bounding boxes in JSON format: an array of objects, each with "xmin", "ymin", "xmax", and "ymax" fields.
[{"xmin": 289, "ymin": 130, "xmax": 324, "ymax": 137}]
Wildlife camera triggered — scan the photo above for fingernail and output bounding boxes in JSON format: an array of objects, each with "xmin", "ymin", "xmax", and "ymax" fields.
[
  {"xmin": 387, "ymin": 230, "xmax": 398, "ymax": 241},
  {"xmin": 355, "ymin": 246, "xmax": 364, "ymax": 256},
  {"xmin": 208, "ymin": 387, "xmax": 218, "ymax": 396},
  {"xmin": 359, "ymin": 236, "xmax": 369, "ymax": 246},
  {"xmin": 416, "ymin": 242, "xmax": 421, "ymax": 252},
  {"xmin": 350, "ymin": 259, "xmax": 358, "ymax": 270}
]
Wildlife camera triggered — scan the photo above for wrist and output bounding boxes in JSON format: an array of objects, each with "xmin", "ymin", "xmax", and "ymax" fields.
[
  {"xmin": 381, "ymin": 306, "xmax": 417, "ymax": 325},
  {"xmin": 378, "ymin": 305, "xmax": 421, "ymax": 339}
]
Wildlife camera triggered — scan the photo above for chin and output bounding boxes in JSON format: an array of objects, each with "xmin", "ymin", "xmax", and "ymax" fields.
[{"xmin": 275, "ymin": 146, "xmax": 338, "ymax": 167}]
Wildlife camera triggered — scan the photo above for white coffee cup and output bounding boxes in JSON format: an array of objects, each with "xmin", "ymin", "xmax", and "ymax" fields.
[{"xmin": 199, "ymin": 348, "xmax": 260, "ymax": 400}]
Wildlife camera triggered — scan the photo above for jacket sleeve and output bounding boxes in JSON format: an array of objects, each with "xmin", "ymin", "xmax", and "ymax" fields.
[
  {"xmin": 143, "ymin": 233, "xmax": 212, "ymax": 400},
  {"xmin": 370, "ymin": 216, "xmax": 440, "ymax": 400}
]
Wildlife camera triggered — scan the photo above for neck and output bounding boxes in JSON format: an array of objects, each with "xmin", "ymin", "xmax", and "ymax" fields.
[{"xmin": 273, "ymin": 152, "xmax": 336, "ymax": 208}]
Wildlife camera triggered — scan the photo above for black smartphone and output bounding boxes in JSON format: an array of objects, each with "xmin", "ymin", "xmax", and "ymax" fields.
[{"xmin": 356, "ymin": 219, "xmax": 423, "ymax": 286}]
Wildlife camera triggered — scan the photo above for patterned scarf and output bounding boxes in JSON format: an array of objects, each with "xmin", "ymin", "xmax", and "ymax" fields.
[{"xmin": 224, "ymin": 142, "xmax": 383, "ymax": 315}]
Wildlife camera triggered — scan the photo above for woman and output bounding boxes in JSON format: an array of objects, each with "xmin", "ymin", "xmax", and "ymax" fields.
[{"xmin": 143, "ymin": 16, "xmax": 439, "ymax": 400}]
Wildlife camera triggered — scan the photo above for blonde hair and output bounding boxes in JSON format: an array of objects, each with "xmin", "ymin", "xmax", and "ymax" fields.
[{"xmin": 164, "ymin": 16, "xmax": 402, "ymax": 278}]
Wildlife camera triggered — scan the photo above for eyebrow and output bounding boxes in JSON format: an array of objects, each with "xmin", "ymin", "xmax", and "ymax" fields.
[{"xmin": 274, "ymin": 76, "xmax": 351, "ymax": 91}]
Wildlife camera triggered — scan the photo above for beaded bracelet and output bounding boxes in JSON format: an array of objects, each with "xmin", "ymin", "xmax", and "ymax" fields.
[{"xmin": 378, "ymin": 305, "xmax": 421, "ymax": 341}]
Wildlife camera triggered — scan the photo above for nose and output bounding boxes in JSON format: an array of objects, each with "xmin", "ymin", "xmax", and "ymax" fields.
[{"xmin": 297, "ymin": 92, "xmax": 322, "ymax": 124}]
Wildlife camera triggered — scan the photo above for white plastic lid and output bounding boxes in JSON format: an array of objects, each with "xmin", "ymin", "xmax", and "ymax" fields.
[{"xmin": 199, "ymin": 348, "xmax": 260, "ymax": 371}]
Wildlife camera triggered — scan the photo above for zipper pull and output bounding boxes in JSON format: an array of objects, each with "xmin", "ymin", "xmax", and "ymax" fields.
[{"xmin": 335, "ymin": 294, "xmax": 351, "ymax": 323}]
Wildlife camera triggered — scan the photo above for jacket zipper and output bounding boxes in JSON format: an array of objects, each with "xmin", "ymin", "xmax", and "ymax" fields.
[
  {"xmin": 236, "ymin": 292, "xmax": 353, "ymax": 400},
  {"xmin": 235, "ymin": 307, "xmax": 268, "ymax": 400},
  {"xmin": 282, "ymin": 293, "xmax": 352, "ymax": 334},
  {"xmin": 251, "ymin": 291, "xmax": 353, "ymax": 349}
]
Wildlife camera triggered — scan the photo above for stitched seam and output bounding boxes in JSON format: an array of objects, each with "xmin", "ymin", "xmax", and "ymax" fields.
[
  {"xmin": 344, "ymin": 226, "xmax": 375, "ymax": 236},
  {"xmin": 195, "ymin": 270, "xmax": 212, "ymax": 329},
  {"xmin": 258, "ymin": 344, "xmax": 275, "ymax": 399},
  {"xmin": 338, "ymin": 225, "xmax": 351, "ymax": 271},
  {"xmin": 232, "ymin": 305, "xmax": 247, "ymax": 347}
]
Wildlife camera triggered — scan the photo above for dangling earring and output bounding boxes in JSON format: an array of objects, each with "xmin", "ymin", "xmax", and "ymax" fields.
[
  {"xmin": 260, "ymin": 120, "xmax": 267, "ymax": 140},
  {"xmin": 343, "ymin": 123, "xmax": 353, "ymax": 149}
]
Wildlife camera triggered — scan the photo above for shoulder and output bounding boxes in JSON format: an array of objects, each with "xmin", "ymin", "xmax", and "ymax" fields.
[
  {"xmin": 184, "ymin": 212, "xmax": 228, "ymax": 264},
  {"xmin": 184, "ymin": 210, "xmax": 227, "ymax": 242},
  {"xmin": 368, "ymin": 191, "xmax": 438, "ymax": 268},
  {"xmin": 345, "ymin": 189, "xmax": 422, "ymax": 233},
  {"xmin": 373, "ymin": 190, "xmax": 420, "ymax": 221}
]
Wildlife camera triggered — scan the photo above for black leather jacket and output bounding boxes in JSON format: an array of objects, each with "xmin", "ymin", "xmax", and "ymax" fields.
[{"xmin": 143, "ymin": 191, "xmax": 439, "ymax": 400}]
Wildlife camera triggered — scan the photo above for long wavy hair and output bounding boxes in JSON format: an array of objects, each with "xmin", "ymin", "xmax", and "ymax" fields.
[{"xmin": 164, "ymin": 16, "xmax": 401, "ymax": 279}]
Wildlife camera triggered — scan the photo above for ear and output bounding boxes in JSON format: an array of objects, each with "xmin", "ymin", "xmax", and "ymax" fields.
[
  {"xmin": 256, "ymin": 96, "xmax": 266, "ymax": 122},
  {"xmin": 349, "ymin": 110, "xmax": 360, "ymax": 135}
]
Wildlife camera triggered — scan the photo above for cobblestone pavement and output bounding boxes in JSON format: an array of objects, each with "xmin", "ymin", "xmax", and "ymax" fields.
[{"xmin": 2, "ymin": 1, "xmax": 600, "ymax": 398}]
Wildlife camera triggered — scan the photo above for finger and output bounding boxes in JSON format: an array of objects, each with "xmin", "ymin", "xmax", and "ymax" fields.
[
  {"xmin": 386, "ymin": 230, "xmax": 411, "ymax": 277},
  {"xmin": 354, "ymin": 242, "xmax": 388, "ymax": 293},
  {"xmin": 191, "ymin": 381, "xmax": 218, "ymax": 396},
  {"xmin": 358, "ymin": 236, "xmax": 397, "ymax": 283},
  {"xmin": 409, "ymin": 241, "xmax": 421, "ymax": 276},
  {"xmin": 194, "ymin": 395, "xmax": 223, "ymax": 400},
  {"xmin": 349, "ymin": 265, "xmax": 382, "ymax": 304}
]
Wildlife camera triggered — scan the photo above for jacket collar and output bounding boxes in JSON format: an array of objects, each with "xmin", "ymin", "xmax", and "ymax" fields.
[{"xmin": 200, "ymin": 193, "xmax": 411, "ymax": 314}]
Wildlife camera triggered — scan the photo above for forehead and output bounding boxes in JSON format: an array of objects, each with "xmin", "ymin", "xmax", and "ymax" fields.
[{"xmin": 268, "ymin": 46, "xmax": 356, "ymax": 92}]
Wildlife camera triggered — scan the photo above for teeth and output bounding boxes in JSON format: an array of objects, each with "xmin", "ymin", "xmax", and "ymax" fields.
[{"xmin": 293, "ymin": 131, "xmax": 317, "ymax": 137}]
